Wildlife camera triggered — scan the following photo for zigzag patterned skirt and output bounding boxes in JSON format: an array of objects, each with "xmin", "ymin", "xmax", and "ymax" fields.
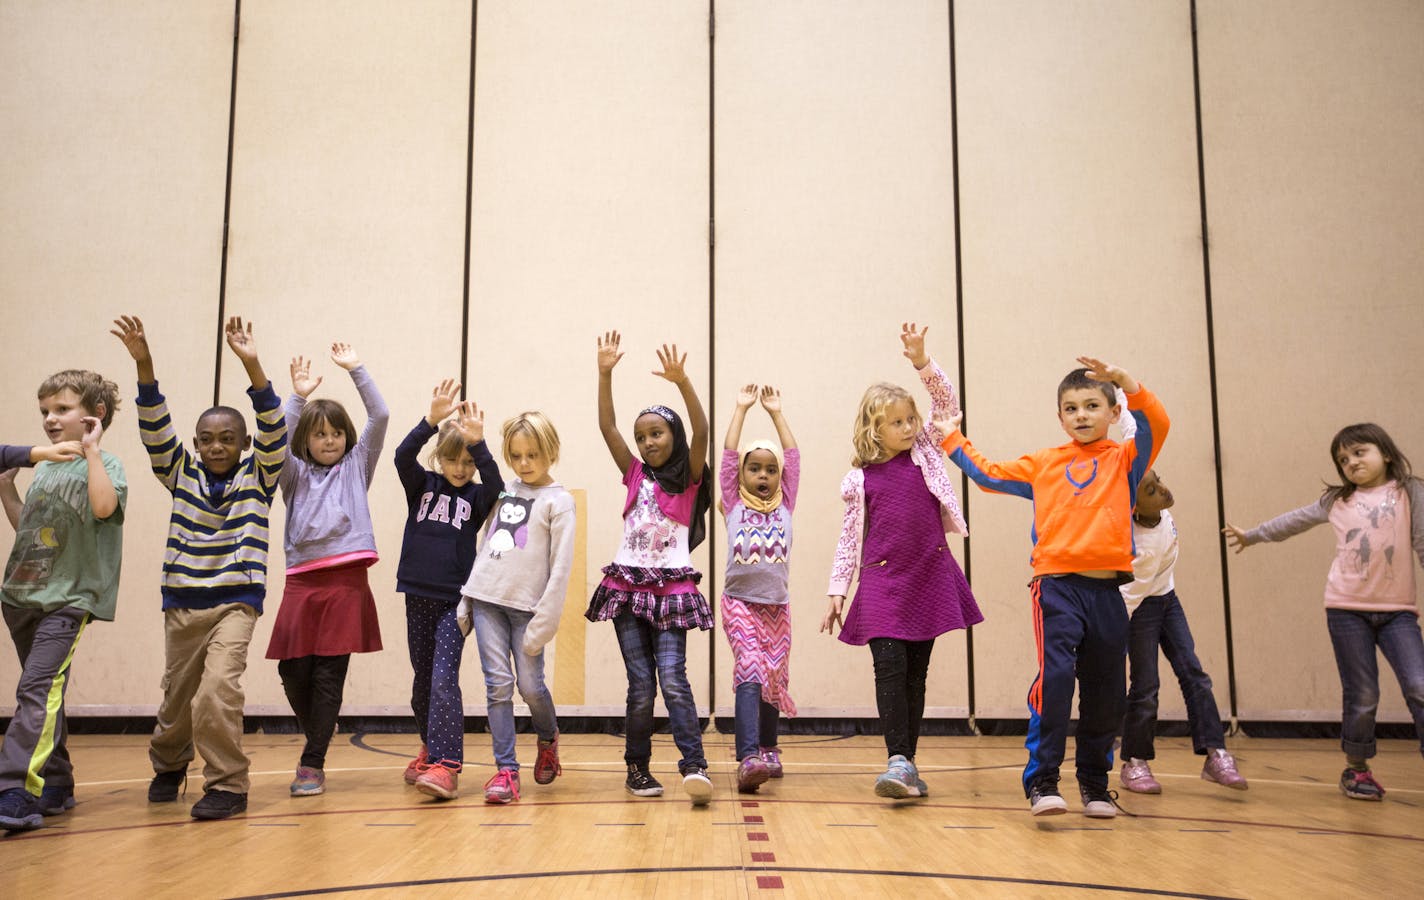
[{"xmin": 721, "ymin": 594, "xmax": 797, "ymax": 716}]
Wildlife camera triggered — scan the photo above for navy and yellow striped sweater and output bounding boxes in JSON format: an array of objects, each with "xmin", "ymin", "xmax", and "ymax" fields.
[{"xmin": 136, "ymin": 381, "xmax": 287, "ymax": 612}]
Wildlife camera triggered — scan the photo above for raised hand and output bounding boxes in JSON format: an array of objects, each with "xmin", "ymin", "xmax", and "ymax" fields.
[
  {"xmin": 80, "ymin": 416, "xmax": 105, "ymax": 450},
  {"xmin": 428, "ymin": 379, "xmax": 461, "ymax": 426},
  {"xmin": 290, "ymin": 356, "xmax": 323, "ymax": 398},
  {"xmin": 1222, "ymin": 524, "xmax": 1249, "ymax": 554},
  {"xmin": 224, "ymin": 317, "xmax": 259, "ymax": 362},
  {"xmin": 653, "ymin": 343, "xmax": 688, "ymax": 384},
  {"xmin": 931, "ymin": 410, "xmax": 963, "ymax": 437},
  {"xmin": 759, "ymin": 385, "xmax": 782, "ymax": 414},
  {"xmin": 900, "ymin": 322, "xmax": 930, "ymax": 368},
  {"xmin": 597, "ymin": 331, "xmax": 624, "ymax": 374},
  {"xmin": 110, "ymin": 315, "xmax": 153, "ymax": 365},
  {"xmin": 330, "ymin": 342, "xmax": 360, "ymax": 371},
  {"xmin": 736, "ymin": 383, "xmax": 759, "ymax": 409},
  {"xmin": 33, "ymin": 442, "xmax": 83, "ymax": 463},
  {"xmin": 455, "ymin": 400, "xmax": 485, "ymax": 444}
]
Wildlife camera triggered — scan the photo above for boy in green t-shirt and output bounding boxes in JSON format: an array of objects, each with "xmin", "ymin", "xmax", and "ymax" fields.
[{"xmin": 0, "ymin": 369, "xmax": 126, "ymax": 832}]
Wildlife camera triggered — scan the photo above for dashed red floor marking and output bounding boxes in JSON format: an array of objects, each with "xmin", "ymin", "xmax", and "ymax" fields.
[
  {"xmin": 744, "ymin": 814, "xmax": 764, "ymax": 823},
  {"xmin": 751, "ymin": 852, "xmax": 775, "ymax": 862},
  {"xmin": 741, "ymin": 801, "xmax": 759, "ymax": 808},
  {"xmin": 747, "ymin": 832, "xmax": 769, "ymax": 841},
  {"xmin": 756, "ymin": 876, "xmax": 784, "ymax": 889}
]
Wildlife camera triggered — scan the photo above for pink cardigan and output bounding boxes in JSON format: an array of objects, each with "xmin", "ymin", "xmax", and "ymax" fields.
[{"xmin": 827, "ymin": 359, "xmax": 968, "ymax": 596}]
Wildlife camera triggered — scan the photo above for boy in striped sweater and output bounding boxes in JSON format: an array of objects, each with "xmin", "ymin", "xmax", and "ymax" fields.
[{"xmin": 112, "ymin": 314, "xmax": 286, "ymax": 820}]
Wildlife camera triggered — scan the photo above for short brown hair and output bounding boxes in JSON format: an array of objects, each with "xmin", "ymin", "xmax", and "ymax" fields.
[
  {"xmin": 38, "ymin": 370, "xmax": 120, "ymax": 428},
  {"xmin": 291, "ymin": 399, "xmax": 356, "ymax": 465}
]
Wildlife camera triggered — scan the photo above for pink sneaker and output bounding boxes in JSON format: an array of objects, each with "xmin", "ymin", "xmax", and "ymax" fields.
[
  {"xmin": 484, "ymin": 768, "xmax": 521, "ymax": 804},
  {"xmin": 403, "ymin": 745, "xmax": 429, "ymax": 785},
  {"xmin": 1201, "ymin": 748, "xmax": 1248, "ymax": 790},
  {"xmin": 737, "ymin": 755, "xmax": 770, "ymax": 794},
  {"xmin": 1120, "ymin": 758, "xmax": 1161, "ymax": 794},
  {"xmin": 759, "ymin": 746, "xmax": 784, "ymax": 779},
  {"xmin": 414, "ymin": 764, "xmax": 459, "ymax": 801}
]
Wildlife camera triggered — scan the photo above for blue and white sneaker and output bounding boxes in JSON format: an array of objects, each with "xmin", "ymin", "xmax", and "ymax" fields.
[
  {"xmin": 874, "ymin": 755, "xmax": 923, "ymax": 799},
  {"xmin": 0, "ymin": 787, "xmax": 43, "ymax": 832},
  {"xmin": 38, "ymin": 783, "xmax": 76, "ymax": 816}
]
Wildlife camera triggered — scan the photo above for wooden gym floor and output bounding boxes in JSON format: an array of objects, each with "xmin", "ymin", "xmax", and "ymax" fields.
[{"xmin": 1, "ymin": 732, "xmax": 1421, "ymax": 898}]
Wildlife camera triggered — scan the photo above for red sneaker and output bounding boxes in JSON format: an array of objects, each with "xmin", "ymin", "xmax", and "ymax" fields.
[
  {"xmin": 403, "ymin": 745, "xmax": 429, "ymax": 785},
  {"xmin": 414, "ymin": 764, "xmax": 459, "ymax": 801},
  {"xmin": 534, "ymin": 735, "xmax": 562, "ymax": 785},
  {"xmin": 484, "ymin": 768, "xmax": 521, "ymax": 804}
]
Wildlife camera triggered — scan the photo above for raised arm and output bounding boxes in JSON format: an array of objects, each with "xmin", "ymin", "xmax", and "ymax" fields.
[
  {"xmin": 454, "ymin": 400, "xmax": 505, "ymax": 522},
  {"xmin": 395, "ymin": 379, "xmax": 459, "ymax": 500},
  {"xmin": 759, "ymin": 385, "xmax": 797, "ymax": 450},
  {"xmin": 654, "ymin": 343, "xmax": 708, "ymax": 479},
  {"xmin": 111, "ymin": 314, "xmax": 157, "ymax": 384},
  {"xmin": 723, "ymin": 383, "xmax": 757, "ymax": 451},
  {"xmin": 332, "ymin": 343, "xmax": 389, "ymax": 482},
  {"xmin": 81, "ymin": 417, "xmax": 119, "ymax": 520},
  {"xmin": 597, "ymin": 331, "xmax": 634, "ymax": 474},
  {"xmin": 224, "ymin": 316, "xmax": 269, "ymax": 391},
  {"xmin": 0, "ymin": 469, "xmax": 21, "ymax": 530}
]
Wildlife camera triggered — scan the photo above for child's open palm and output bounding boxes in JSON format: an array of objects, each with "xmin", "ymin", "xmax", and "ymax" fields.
[
  {"xmin": 597, "ymin": 331, "xmax": 624, "ymax": 374},
  {"xmin": 759, "ymin": 385, "xmax": 782, "ymax": 413},
  {"xmin": 224, "ymin": 317, "xmax": 259, "ymax": 362},
  {"xmin": 290, "ymin": 356, "xmax": 323, "ymax": 398},
  {"xmin": 330, "ymin": 342, "xmax": 360, "ymax": 371},
  {"xmin": 736, "ymin": 383, "xmax": 759, "ymax": 409},
  {"xmin": 110, "ymin": 315, "xmax": 151, "ymax": 363},
  {"xmin": 653, "ymin": 343, "xmax": 688, "ymax": 384},
  {"xmin": 455, "ymin": 400, "xmax": 485, "ymax": 444},
  {"xmin": 428, "ymin": 379, "xmax": 461, "ymax": 425},
  {"xmin": 931, "ymin": 410, "xmax": 963, "ymax": 438},
  {"xmin": 900, "ymin": 322, "xmax": 929, "ymax": 368}
]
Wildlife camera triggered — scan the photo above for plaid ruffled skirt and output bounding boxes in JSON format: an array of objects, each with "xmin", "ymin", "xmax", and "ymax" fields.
[{"xmin": 585, "ymin": 563, "xmax": 713, "ymax": 632}]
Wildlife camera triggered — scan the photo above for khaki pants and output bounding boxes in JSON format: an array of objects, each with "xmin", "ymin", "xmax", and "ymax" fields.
[{"xmin": 148, "ymin": 603, "xmax": 257, "ymax": 794}]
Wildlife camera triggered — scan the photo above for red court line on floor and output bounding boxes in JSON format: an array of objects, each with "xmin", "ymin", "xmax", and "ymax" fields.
[
  {"xmin": 756, "ymin": 876, "xmax": 784, "ymax": 889},
  {"xmin": 751, "ymin": 852, "xmax": 775, "ymax": 862}
]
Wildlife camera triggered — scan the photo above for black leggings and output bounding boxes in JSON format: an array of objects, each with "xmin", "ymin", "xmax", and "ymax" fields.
[
  {"xmin": 868, "ymin": 638, "xmax": 935, "ymax": 760},
  {"xmin": 277, "ymin": 654, "xmax": 351, "ymax": 769}
]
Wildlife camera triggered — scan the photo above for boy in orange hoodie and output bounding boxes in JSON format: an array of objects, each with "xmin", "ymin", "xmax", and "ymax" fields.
[{"xmin": 941, "ymin": 357, "xmax": 1168, "ymax": 818}]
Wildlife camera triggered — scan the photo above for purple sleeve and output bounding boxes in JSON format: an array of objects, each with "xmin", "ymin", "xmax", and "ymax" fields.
[
  {"xmin": 0, "ymin": 445, "xmax": 33, "ymax": 470},
  {"xmin": 781, "ymin": 448, "xmax": 800, "ymax": 511}
]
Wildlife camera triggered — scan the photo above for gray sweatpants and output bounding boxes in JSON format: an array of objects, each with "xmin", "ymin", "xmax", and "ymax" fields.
[{"xmin": 1, "ymin": 605, "xmax": 89, "ymax": 796}]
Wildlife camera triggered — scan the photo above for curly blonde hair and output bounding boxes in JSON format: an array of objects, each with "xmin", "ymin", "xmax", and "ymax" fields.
[{"xmin": 850, "ymin": 382, "xmax": 919, "ymax": 467}]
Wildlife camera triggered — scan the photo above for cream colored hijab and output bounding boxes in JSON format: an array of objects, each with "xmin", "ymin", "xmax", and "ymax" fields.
[{"xmin": 738, "ymin": 439, "xmax": 785, "ymax": 513}]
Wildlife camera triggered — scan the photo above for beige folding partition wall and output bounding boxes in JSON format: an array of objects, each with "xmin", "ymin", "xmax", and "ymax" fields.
[
  {"xmin": 955, "ymin": 2, "xmax": 1220, "ymax": 719},
  {"xmin": 468, "ymin": 2, "xmax": 712, "ymax": 715},
  {"xmin": 222, "ymin": 0, "xmax": 473, "ymax": 712},
  {"xmin": 1200, "ymin": 0, "xmax": 1424, "ymax": 721},
  {"xmin": 0, "ymin": 1, "xmax": 235, "ymax": 709},
  {"xmin": 713, "ymin": 1, "xmax": 966, "ymax": 717}
]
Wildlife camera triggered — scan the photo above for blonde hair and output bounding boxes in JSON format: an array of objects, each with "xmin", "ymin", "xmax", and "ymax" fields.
[
  {"xmin": 426, "ymin": 419, "xmax": 473, "ymax": 469},
  {"xmin": 501, "ymin": 411, "xmax": 561, "ymax": 467},
  {"xmin": 38, "ymin": 370, "xmax": 121, "ymax": 428},
  {"xmin": 850, "ymin": 382, "xmax": 919, "ymax": 467}
]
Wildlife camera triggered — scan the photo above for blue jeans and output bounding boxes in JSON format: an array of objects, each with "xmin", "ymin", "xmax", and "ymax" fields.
[
  {"xmin": 471, "ymin": 599, "xmax": 558, "ymax": 770},
  {"xmin": 1121, "ymin": 591, "xmax": 1226, "ymax": 759},
  {"xmin": 734, "ymin": 681, "xmax": 780, "ymax": 761},
  {"xmin": 1326, "ymin": 609, "xmax": 1424, "ymax": 759},
  {"xmin": 612, "ymin": 613, "xmax": 707, "ymax": 772}
]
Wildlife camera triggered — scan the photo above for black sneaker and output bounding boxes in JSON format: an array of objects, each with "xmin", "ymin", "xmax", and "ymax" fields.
[
  {"xmin": 149, "ymin": 767, "xmax": 188, "ymax": 803},
  {"xmin": 38, "ymin": 783, "xmax": 75, "ymax": 816},
  {"xmin": 1079, "ymin": 784, "xmax": 1119, "ymax": 819},
  {"xmin": 191, "ymin": 789, "xmax": 248, "ymax": 820},
  {"xmin": 625, "ymin": 763, "xmax": 664, "ymax": 797},
  {"xmin": 1028, "ymin": 778, "xmax": 1067, "ymax": 816}
]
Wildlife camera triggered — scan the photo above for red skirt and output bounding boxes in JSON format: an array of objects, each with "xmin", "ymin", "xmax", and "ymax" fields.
[{"xmin": 265, "ymin": 562, "xmax": 383, "ymax": 659}]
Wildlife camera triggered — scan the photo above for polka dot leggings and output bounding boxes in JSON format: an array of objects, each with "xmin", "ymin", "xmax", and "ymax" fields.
[{"xmin": 405, "ymin": 595, "xmax": 467, "ymax": 767}]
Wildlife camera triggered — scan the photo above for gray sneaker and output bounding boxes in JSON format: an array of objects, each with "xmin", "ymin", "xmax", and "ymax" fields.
[{"xmin": 874, "ymin": 755, "xmax": 922, "ymax": 799}]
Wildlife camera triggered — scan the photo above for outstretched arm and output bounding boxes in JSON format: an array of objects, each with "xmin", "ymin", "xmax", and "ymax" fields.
[
  {"xmin": 759, "ymin": 385, "xmax": 797, "ymax": 450},
  {"xmin": 723, "ymin": 383, "xmax": 757, "ymax": 451},
  {"xmin": 111, "ymin": 315, "xmax": 156, "ymax": 384},
  {"xmin": 224, "ymin": 316, "xmax": 269, "ymax": 390},
  {"xmin": 654, "ymin": 343, "xmax": 708, "ymax": 479},
  {"xmin": 597, "ymin": 331, "xmax": 634, "ymax": 474}
]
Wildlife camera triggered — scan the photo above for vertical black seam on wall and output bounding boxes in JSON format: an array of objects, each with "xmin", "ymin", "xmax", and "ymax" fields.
[
  {"xmin": 458, "ymin": 1, "xmax": 479, "ymax": 395},
  {"xmin": 706, "ymin": 0, "xmax": 718, "ymax": 718},
  {"xmin": 213, "ymin": 0, "xmax": 243, "ymax": 406},
  {"xmin": 1189, "ymin": 0, "xmax": 1238, "ymax": 720},
  {"xmin": 947, "ymin": 0, "xmax": 975, "ymax": 727}
]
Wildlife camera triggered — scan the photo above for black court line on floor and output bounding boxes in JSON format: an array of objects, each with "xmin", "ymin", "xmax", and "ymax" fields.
[
  {"xmin": 220, "ymin": 864, "xmax": 1247, "ymax": 899},
  {"xmin": 8, "ymin": 795, "xmax": 1421, "ymax": 845}
]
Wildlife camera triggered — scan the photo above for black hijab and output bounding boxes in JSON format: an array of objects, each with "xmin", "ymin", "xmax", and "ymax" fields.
[{"xmin": 637, "ymin": 405, "xmax": 713, "ymax": 551}]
